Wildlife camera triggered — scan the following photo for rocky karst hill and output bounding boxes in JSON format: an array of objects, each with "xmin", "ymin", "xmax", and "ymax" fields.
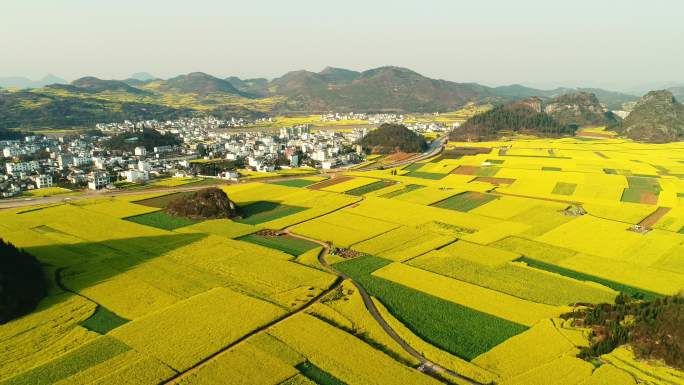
[
  {"xmin": 618, "ymin": 90, "xmax": 684, "ymax": 142},
  {"xmin": 165, "ymin": 187, "xmax": 239, "ymax": 219},
  {"xmin": 544, "ymin": 92, "xmax": 620, "ymax": 127},
  {"xmin": 451, "ymin": 97, "xmax": 569, "ymax": 141},
  {"xmin": 358, "ymin": 123, "xmax": 427, "ymax": 154}
]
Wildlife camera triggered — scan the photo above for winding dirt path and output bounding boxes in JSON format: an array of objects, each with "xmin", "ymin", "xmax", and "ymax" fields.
[{"xmin": 281, "ymin": 229, "xmax": 483, "ymax": 385}]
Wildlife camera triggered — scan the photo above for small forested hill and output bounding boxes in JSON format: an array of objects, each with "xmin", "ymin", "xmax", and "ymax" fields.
[
  {"xmin": 568, "ymin": 294, "xmax": 684, "ymax": 370},
  {"xmin": 618, "ymin": 90, "xmax": 684, "ymax": 143},
  {"xmin": 451, "ymin": 97, "xmax": 570, "ymax": 141},
  {"xmin": 318, "ymin": 66, "xmax": 361, "ymax": 83},
  {"xmin": 0, "ymin": 239, "xmax": 46, "ymax": 324},
  {"xmin": 544, "ymin": 92, "xmax": 620, "ymax": 127},
  {"xmin": 155, "ymin": 72, "xmax": 247, "ymax": 96},
  {"xmin": 102, "ymin": 128, "xmax": 181, "ymax": 152},
  {"xmin": 359, "ymin": 123, "xmax": 427, "ymax": 154},
  {"xmin": 166, "ymin": 187, "xmax": 239, "ymax": 219}
]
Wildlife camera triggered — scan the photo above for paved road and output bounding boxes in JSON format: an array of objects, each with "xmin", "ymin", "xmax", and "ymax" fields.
[
  {"xmin": 0, "ymin": 174, "xmax": 321, "ymax": 210},
  {"xmin": 283, "ymin": 230, "xmax": 482, "ymax": 385},
  {"xmin": 357, "ymin": 134, "xmax": 448, "ymax": 171}
]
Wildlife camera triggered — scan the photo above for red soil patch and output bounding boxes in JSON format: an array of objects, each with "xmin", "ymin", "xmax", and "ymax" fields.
[
  {"xmin": 451, "ymin": 165, "xmax": 479, "ymax": 175},
  {"xmin": 383, "ymin": 152, "xmax": 417, "ymax": 163},
  {"xmin": 639, "ymin": 191, "xmax": 659, "ymax": 205},
  {"xmin": 472, "ymin": 177, "xmax": 516, "ymax": 185},
  {"xmin": 638, "ymin": 207, "xmax": 671, "ymax": 228},
  {"xmin": 307, "ymin": 176, "xmax": 353, "ymax": 190}
]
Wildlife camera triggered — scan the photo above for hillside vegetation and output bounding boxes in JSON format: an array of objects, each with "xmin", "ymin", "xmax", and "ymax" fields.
[
  {"xmin": 0, "ymin": 239, "xmax": 46, "ymax": 324},
  {"xmin": 359, "ymin": 123, "xmax": 428, "ymax": 154},
  {"xmin": 567, "ymin": 294, "xmax": 684, "ymax": 370},
  {"xmin": 0, "ymin": 67, "xmax": 643, "ymax": 129},
  {"xmin": 165, "ymin": 187, "xmax": 240, "ymax": 219},
  {"xmin": 102, "ymin": 128, "xmax": 181, "ymax": 152},
  {"xmin": 617, "ymin": 90, "xmax": 684, "ymax": 142}
]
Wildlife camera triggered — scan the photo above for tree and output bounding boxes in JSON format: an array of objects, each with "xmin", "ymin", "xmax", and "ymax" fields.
[{"xmin": 0, "ymin": 239, "xmax": 46, "ymax": 324}]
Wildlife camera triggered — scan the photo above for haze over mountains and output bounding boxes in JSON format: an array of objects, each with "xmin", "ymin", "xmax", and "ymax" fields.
[{"xmin": 0, "ymin": 66, "xmax": 680, "ymax": 142}]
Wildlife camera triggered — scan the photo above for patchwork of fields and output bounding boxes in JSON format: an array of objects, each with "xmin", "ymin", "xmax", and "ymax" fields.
[{"xmin": 2, "ymin": 135, "xmax": 684, "ymax": 384}]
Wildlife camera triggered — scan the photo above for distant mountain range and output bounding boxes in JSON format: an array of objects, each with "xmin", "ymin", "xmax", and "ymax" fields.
[
  {"xmin": 0, "ymin": 66, "xmax": 668, "ymax": 131},
  {"xmin": 0, "ymin": 75, "xmax": 66, "ymax": 89}
]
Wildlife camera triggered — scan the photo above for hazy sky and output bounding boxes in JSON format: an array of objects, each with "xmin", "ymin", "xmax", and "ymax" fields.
[{"xmin": 2, "ymin": 0, "xmax": 683, "ymax": 89}]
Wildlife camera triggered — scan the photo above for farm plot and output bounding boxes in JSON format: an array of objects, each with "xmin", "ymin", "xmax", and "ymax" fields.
[
  {"xmin": 335, "ymin": 255, "xmax": 527, "ymax": 360},
  {"xmin": 124, "ymin": 210, "xmax": 200, "ymax": 230},
  {"xmin": 432, "ymin": 191, "xmax": 499, "ymax": 212},
  {"xmin": 373, "ymin": 262, "xmax": 567, "ymax": 326},
  {"xmin": 379, "ymin": 183, "xmax": 425, "ymax": 198},
  {"xmin": 409, "ymin": 250, "xmax": 615, "ymax": 306},
  {"xmin": 620, "ymin": 176, "xmax": 662, "ymax": 204},
  {"xmin": 237, "ymin": 233, "xmax": 319, "ymax": 256},
  {"xmin": 318, "ymin": 177, "xmax": 380, "ymax": 193},
  {"xmin": 291, "ymin": 211, "xmax": 399, "ymax": 248},
  {"xmin": 344, "ymin": 180, "xmax": 396, "ymax": 196},
  {"xmin": 306, "ymin": 176, "xmax": 352, "ymax": 190},
  {"xmin": 110, "ymin": 287, "xmax": 286, "ymax": 372},
  {"xmin": 472, "ymin": 319, "xmax": 580, "ymax": 379},
  {"xmin": 350, "ymin": 225, "xmax": 456, "ymax": 262},
  {"xmin": 235, "ymin": 201, "xmax": 308, "ymax": 225},
  {"xmin": 176, "ymin": 341, "xmax": 298, "ymax": 385},
  {"xmin": 393, "ymin": 186, "xmax": 466, "ymax": 206},
  {"xmin": 270, "ymin": 178, "xmax": 321, "ymax": 188},
  {"xmin": 268, "ymin": 313, "xmax": 442, "ymax": 385}
]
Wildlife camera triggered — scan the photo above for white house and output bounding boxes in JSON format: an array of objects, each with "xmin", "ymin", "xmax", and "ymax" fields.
[
  {"xmin": 134, "ymin": 146, "xmax": 147, "ymax": 156},
  {"xmin": 87, "ymin": 171, "xmax": 110, "ymax": 190}
]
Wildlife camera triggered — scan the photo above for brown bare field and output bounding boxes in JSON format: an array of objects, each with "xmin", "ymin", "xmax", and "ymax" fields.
[
  {"xmin": 472, "ymin": 177, "xmax": 516, "ymax": 185},
  {"xmin": 382, "ymin": 152, "xmax": 417, "ymax": 163},
  {"xmin": 639, "ymin": 191, "xmax": 659, "ymax": 205},
  {"xmin": 638, "ymin": 207, "xmax": 672, "ymax": 228},
  {"xmin": 307, "ymin": 176, "xmax": 353, "ymax": 190},
  {"xmin": 451, "ymin": 165, "xmax": 479, "ymax": 175}
]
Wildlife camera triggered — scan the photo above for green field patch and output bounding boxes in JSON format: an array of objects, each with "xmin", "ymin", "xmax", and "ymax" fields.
[
  {"xmin": 2, "ymin": 336, "xmax": 130, "ymax": 385},
  {"xmin": 551, "ymin": 182, "xmax": 577, "ymax": 196},
  {"xmin": 542, "ymin": 166, "xmax": 562, "ymax": 171},
  {"xmin": 345, "ymin": 180, "xmax": 395, "ymax": 196},
  {"xmin": 402, "ymin": 163, "xmax": 424, "ymax": 172},
  {"xmin": 485, "ymin": 159, "xmax": 505, "ymax": 164},
  {"xmin": 295, "ymin": 361, "xmax": 345, "ymax": 385},
  {"xmin": 517, "ymin": 257, "xmax": 660, "ymax": 300},
  {"xmin": 603, "ymin": 168, "xmax": 632, "ymax": 175},
  {"xmin": 620, "ymin": 188, "xmax": 659, "ymax": 205},
  {"xmin": 270, "ymin": 179, "xmax": 319, "ymax": 188},
  {"xmin": 133, "ymin": 191, "xmax": 194, "ymax": 208},
  {"xmin": 432, "ymin": 191, "xmax": 498, "ymax": 212},
  {"xmin": 237, "ymin": 234, "xmax": 319, "ymax": 256},
  {"xmin": 236, "ymin": 201, "xmax": 308, "ymax": 225},
  {"xmin": 80, "ymin": 306, "xmax": 130, "ymax": 334},
  {"xmin": 380, "ymin": 184, "xmax": 425, "ymax": 198},
  {"xmin": 626, "ymin": 176, "xmax": 661, "ymax": 192},
  {"xmin": 404, "ymin": 171, "xmax": 448, "ymax": 180},
  {"xmin": 124, "ymin": 210, "xmax": 200, "ymax": 230},
  {"xmin": 335, "ymin": 255, "xmax": 527, "ymax": 360}
]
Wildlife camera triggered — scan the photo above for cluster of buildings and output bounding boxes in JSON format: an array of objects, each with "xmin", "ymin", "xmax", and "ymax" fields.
[{"xmin": 0, "ymin": 115, "xmax": 373, "ymax": 198}]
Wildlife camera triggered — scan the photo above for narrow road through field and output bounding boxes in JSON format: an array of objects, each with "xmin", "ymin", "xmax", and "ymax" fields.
[
  {"xmin": 161, "ymin": 247, "xmax": 343, "ymax": 385},
  {"xmin": 281, "ymin": 229, "xmax": 483, "ymax": 385},
  {"xmin": 357, "ymin": 134, "xmax": 448, "ymax": 171}
]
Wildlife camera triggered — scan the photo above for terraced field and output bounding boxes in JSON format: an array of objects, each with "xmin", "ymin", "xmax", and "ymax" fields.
[{"xmin": 3, "ymin": 136, "xmax": 684, "ymax": 384}]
